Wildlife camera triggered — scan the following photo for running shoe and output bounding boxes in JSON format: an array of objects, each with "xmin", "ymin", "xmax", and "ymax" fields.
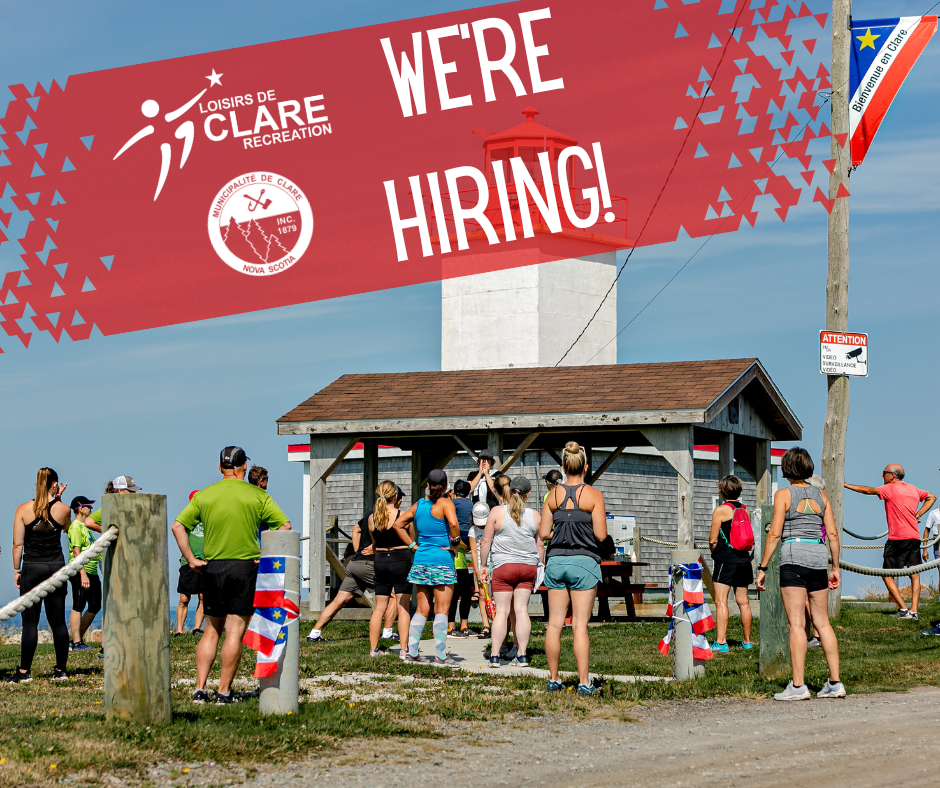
[
  {"xmin": 432, "ymin": 656, "xmax": 459, "ymax": 668},
  {"xmin": 214, "ymin": 691, "xmax": 238, "ymax": 705},
  {"xmin": 403, "ymin": 653, "xmax": 424, "ymax": 665},
  {"xmin": 173, "ymin": 632, "xmax": 184, "ymax": 638},
  {"xmin": 816, "ymin": 680, "xmax": 846, "ymax": 699},
  {"xmin": 501, "ymin": 644, "xmax": 518, "ymax": 660},
  {"xmin": 489, "ymin": 656, "xmax": 501, "ymax": 669},
  {"xmin": 513, "ymin": 655, "xmax": 531, "ymax": 667},
  {"xmin": 806, "ymin": 637, "xmax": 821, "ymax": 648},
  {"xmin": 773, "ymin": 681, "xmax": 811, "ymax": 701},
  {"xmin": 892, "ymin": 609, "xmax": 911, "ymax": 618},
  {"xmin": 545, "ymin": 679, "xmax": 564, "ymax": 693},
  {"xmin": 70, "ymin": 641, "xmax": 90, "ymax": 651},
  {"xmin": 577, "ymin": 683, "xmax": 600, "ymax": 698},
  {"xmin": 7, "ymin": 670, "xmax": 32, "ymax": 683},
  {"xmin": 369, "ymin": 649, "xmax": 386, "ymax": 658},
  {"xmin": 741, "ymin": 642, "xmax": 754, "ymax": 650},
  {"xmin": 306, "ymin": 633, "xmax": 328, "ymax": 643},
  {"xmin": 921, "ymin": 625, "xmax": 940, "ymax": 636},
  {"xmin": 711, "ymin": 641, "xmax": 729, "ymax": 653},
  {"xmin": 909, "ymin": 611, "xmax": 920, "ymax": 621},
  {"xmin": 52, "ymin": 668, "xmax": 68, "ymax": 681},
  {"xmin": 192, "ymin": 689, "xmax": 210, "ymax": 704},
  {"xmin": 447, "ymin": 628, "xmax": 470, "ymax": 639},
  {"xmin": 192, "ymin": 628, "xmax": 204, "ymax": 635}
]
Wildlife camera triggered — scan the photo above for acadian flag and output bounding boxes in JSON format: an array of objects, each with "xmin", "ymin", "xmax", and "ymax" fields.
[
  {"xmin": 850, "ymin": 16, "xmax": 937, "ymax": 166},
  {"xmin": 243, "ymin": 556, "xmax": 299, "ymax": 678},
  {"xmin": 658, "ymin": 562, "xmax": 716, "ymax": 661}
]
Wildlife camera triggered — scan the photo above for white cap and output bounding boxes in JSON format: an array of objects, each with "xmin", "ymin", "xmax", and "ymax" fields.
[
  {"xmin": 112, "ymin": 475, "xmax": 142, "ymax": 492},
  {"xmin": 472, "ymin": 501, "xmax": 490, "ymax": 526}
]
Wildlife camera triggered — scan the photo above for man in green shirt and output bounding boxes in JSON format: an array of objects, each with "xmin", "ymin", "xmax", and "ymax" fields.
[
  {"xmin": 172, "ymin": 446, "xmax": 291, "ymax": 704},
  {"xmin": 176, "ymin": 490, "xmax": 205, "ymax": 637},
  {"xmin": 68, "ymin": 496, "xmax": 101, "ymax": 650}
]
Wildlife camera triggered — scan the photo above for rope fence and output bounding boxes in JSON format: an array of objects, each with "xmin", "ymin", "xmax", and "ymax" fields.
[
  {"xmin": 639, "ymin": 535, "xmax": 711, "ymax": 549},
  {"xmin": 0, "ymin": 526, "xmax": 119, "ymax": 623},
  {"xmin": 842, "ymin": 527, "xmax": 888, "ymax": 540},
  {"xmin": 839, "ymin": 556, "xmax": 940, "ymax": 578}
]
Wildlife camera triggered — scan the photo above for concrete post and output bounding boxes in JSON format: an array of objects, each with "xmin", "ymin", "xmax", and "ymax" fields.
[
  {"xmin": 260, "ymin": 529, "xmax": 301, "ymax": 716},
  {"xmin": 670, "ymin": 549, "xmax": 704, "ymax": 680},
  {"xmin": 101, "ymin": 493, "xmax": 171, "ymax": 723}
]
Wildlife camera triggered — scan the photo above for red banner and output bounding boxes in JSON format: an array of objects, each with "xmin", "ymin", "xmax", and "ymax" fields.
[{"xmin": 0, "ymin": 0, "xmax": 832, "ymax": 349}]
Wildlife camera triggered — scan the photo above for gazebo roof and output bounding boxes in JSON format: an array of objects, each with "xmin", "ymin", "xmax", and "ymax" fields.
[{"xmin": 277, "ymin": 359, "xmax": 801, "ymax": 441}]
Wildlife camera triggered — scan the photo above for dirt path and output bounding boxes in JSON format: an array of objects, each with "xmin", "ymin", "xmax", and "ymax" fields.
[{"xmin": 156, "ymin": 687, "xmax": 940, "ymax": 788}]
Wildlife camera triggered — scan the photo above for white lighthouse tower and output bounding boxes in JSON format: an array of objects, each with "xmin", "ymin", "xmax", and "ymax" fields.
[{"xmin": 439, "ymin": 108, "xmax": 626, "ymax": 371}]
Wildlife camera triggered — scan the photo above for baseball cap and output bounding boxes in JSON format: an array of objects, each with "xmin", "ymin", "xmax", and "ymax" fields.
[
  {"xmin": 428, "ymin": 468, "xmax": 447, "ymax": 486},
  {"xmin": 396, "ymin": 485, "xmax": 405, "ymax": 501},
  {"xmin": 220, "ymin": 446, "xmax": 249, "ymax": 468},
  {"xmin": 543, "ymin": 469, "xmax": 563, "ymax": 485},
  {"xmin": 510, "ymin": 476, "xmax": 532, "ymax": 496},
  {"xmin": 189, "ymin": 490, "xmax": 199, "ymax": 501},
  {"xmin": 472, "ymin": 501, "xmax": 490, "ymax": 526},
  {"xmin": 70, "ymin": 495, "xmax": 95, "ymax": 511},
  {"xmin": 478, "ymin": 449, "xmax": 495, "ymax": 462},
  {"xmin": 112, "ymin": 475, "xmax": 142, "ymax": 492}
]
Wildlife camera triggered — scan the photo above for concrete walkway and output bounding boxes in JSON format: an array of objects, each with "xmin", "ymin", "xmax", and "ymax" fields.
[{"xmin": 392, "ymin": 634, "xmax": 671, "ymax": 684}]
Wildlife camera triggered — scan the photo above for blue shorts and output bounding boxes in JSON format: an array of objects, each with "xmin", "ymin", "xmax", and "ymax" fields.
[{"xmin": 544, "ymin": 555, "xmax": 602, "ymax": 591}]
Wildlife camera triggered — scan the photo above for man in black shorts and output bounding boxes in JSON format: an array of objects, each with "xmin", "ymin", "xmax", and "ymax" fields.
[{"xmin": 172, "ymin": 447, "xmax": 291, "ymax": 704}]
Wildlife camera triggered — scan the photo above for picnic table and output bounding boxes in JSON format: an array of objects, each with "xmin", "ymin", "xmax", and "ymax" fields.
[{"xmin": 536, "ymin": 560, "xmax": 650, "ymax": 620}]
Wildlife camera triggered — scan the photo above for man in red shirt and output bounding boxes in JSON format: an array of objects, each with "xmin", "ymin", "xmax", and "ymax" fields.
[{"xmin": 845, "ymin": 464, "xmax": 936, "ymax": 620}]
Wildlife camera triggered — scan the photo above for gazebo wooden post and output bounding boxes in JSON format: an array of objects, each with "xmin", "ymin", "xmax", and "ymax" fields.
[
  {"xmin": 307, "ymin": 435, "xmax": 358, "ymax": 616},
  {"xmin": 362, "ymin": 440, "xmax": 379, "ymax": 517}
]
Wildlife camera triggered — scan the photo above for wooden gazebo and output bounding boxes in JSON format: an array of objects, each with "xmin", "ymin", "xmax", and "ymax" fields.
[{"xmin": 277, "ymin": 358, "xmax": 801, "ymax": 612}]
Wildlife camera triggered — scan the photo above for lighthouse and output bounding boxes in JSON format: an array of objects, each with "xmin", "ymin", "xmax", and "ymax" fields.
[{"xmin": 440, "ymin": 107, "xmax": 628, "ymax": 371}]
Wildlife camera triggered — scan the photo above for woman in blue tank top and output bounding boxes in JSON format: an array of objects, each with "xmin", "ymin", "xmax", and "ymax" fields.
[{"xmin": 396, "ymin": 469, "xmax": 461, "ymax": 666}]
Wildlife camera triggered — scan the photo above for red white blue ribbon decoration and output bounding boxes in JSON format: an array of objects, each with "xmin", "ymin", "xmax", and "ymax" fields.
[
  {"xmin": 243, "ymin": 555, "xmax": 300, "ymax": 678},
  {"xmin": 849, "ymin": 16, "xmax": 937, "ymax": 166},
  {"xmin": 658, "ymin": 561, "xmax": 715, "ymax": 661}
]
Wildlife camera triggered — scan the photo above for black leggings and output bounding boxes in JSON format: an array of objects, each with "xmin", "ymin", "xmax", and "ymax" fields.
[
  {"xmin": 449, "ymin": 567, "xmax": 473, "ymax": 623},
  {"xmin": 20, "ymin": 561, "xmax": 69, "ymax": 671}
]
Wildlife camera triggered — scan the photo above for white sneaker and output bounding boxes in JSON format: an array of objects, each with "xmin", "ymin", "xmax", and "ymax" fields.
[
  {"xmin": 817, "ymin": 680, "xmax": 846, "ymax": 699},
  {"xmin": 773, "ymin": 681, "xmax": 811, "ymax": 701},
  {"xmin": 806, "ymin": 637, "xmax": 821, "ymax": 648}
]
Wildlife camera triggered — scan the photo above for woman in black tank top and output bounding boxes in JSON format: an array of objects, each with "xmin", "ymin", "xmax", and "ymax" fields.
[
  {"xmin": 368, "ymin": 481, "xmax": 413, "ymax": 655},
  {"xmin": 10, "ymin": 468, "xmax": 72, "ymax": 681}
]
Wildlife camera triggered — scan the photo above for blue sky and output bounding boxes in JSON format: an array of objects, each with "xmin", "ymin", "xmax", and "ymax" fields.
[{"xmin": 1, "ymin": 0, "xmax": 938, "ymax": 602}]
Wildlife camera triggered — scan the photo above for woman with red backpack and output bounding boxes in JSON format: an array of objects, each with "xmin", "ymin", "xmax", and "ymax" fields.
[{"xmin": 708, "ymin": 475, "xmax": 755, "ymax": 653}]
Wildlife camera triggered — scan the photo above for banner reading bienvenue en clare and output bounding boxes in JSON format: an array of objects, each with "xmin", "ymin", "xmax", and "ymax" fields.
[{"xmin": 0, "ymin": 0, "xmax": 839, "ymax": 348}]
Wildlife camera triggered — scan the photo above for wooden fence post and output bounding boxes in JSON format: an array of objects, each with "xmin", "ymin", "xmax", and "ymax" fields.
[
  {"xmin": 101, "ymin": 493, "xmax": 171, "ymax": 723},
  {"xmin": 758, "ymin": 502, "xmax": 789, "ymax": 677}
]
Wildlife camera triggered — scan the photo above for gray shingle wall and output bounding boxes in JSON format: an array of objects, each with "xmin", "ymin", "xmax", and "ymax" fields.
[{"xmin": 323, "ymin": 450, "xmax": 758, "ymax": 585}]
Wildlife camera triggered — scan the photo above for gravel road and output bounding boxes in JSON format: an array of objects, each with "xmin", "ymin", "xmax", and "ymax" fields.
[{"xmin": 139, "ymin": 687, "xmax": 940, "ymax": 788}]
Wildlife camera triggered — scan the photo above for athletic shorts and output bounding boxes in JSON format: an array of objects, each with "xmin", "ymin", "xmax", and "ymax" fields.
[
  {"xmin": 407, "ymin": 562, "xmax": 457, "ymax": 587},
  {"xmin": 339, "ymin": 557, "xmax": 375, "ymax": 598},
  {"xmin": 544, "ymin": 555, "xmax": 602, "ymax": 591},
  {"xmin": 69, "ymin": 572, "xmax": 102, "ymax": 613},
  {"xmin": 492, "ymin": 563, "xmax": 538, "ymax": 593},
  {"xmin": 779, "ymin": 564, "xmax": 829, "ymax": 593},
  {"xmin": 712, "ymin": 561, "xmax": 754, "ymax": 589},
  {"xmin": 177, "ymin": 565, "xmax": 203, "ymax": 596},
  {"xmin": 374, "ymin": 550, "xmax": 412, "ymax": 596},
  {"xmin": 203, "ymin": 560, "xmax": 258, "ymax": 618},
  {"xmin": 883, "ymin": 539, "xmax": 921, "ymax": 570}
]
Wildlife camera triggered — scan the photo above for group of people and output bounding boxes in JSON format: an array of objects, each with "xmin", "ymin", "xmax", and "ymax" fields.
[
  {"xmin": 301, "ymin": 441, "xmax": 608, "ymax": 696},
  {"xmin": 9, "ymin": 441, "xmax": 938, "ymax": 702},
  {"xmin": 8, "ymin": 470, "xmax": 142, "ymax": 681}
]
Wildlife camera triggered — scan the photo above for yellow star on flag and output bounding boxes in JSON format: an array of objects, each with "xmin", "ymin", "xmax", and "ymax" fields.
[
  {"xmin": 277, "ymin": 631, "xmax": 285, "ymax": 640},
  {"xmin": 273, "ymin": 610, "xmax": 282, "ymax": 620},
  {"xmin": 856, "ymin": 28, "xmax": 880, "ymax": 50},
  {"xmin": 272, "ymin": 561, "xmax": 281, "ymax": 569}
]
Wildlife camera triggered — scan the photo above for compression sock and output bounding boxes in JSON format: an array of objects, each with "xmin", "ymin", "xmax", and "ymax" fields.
[
  {"xmin": 408, "ymin": 614, "xmax": 427, "ymax": 657},
  {"xmin": 433, "ymin": 614, "xmax": 448, "ymax": 659}
]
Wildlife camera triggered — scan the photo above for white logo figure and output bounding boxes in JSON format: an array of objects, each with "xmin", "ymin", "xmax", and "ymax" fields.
[{"xmin": 114, "ymin": 69, "xmax": 223, "ymax": 201}]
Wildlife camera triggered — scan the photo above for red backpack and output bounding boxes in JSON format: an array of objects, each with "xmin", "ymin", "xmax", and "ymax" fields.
[{"xmin": 725, "ymin": 501, "xmax": 754, "ymax": 551}]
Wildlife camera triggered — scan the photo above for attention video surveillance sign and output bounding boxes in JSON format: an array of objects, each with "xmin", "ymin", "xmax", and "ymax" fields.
[{"xmin": 819, "ymin": 331, "xmax": 869, "ymax": 377}]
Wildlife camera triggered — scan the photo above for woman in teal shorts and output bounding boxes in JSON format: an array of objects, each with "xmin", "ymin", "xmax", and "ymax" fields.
[
  {"xmin": 396, "ymin": 469, "xmax": 461, "ymax": 666},
  {"xmin": 539, "ymin": 441, "xmax": 607, "ymax": 697}
]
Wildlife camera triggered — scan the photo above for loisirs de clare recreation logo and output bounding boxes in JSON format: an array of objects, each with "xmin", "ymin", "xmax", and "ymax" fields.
[{"xmin": 207, "ymin": 172, "xmax": 314, "ymax": 277}]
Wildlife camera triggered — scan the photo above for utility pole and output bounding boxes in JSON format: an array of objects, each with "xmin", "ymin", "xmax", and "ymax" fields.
[{"xmin": 822, "ymin": 0, "xmax": 851, "ymax": 618}]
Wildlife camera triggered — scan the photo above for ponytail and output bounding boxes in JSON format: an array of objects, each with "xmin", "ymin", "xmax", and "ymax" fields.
[
  {"xmin": 373, "ymin": 480, "xmax": 398, "ymax": 531},
  {"xmin": 508, "ymin": 491, "xmax": 525, "ymax": 525},
  {"xmin": 33, "ymin": 467, "xmax": 59, "ymax": 521}
]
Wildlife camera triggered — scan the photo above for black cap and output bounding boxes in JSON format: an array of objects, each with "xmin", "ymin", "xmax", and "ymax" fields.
[
  {"xmin": 70, "ymin": 495, "xmax": 95, "ymax": 511},
  {"xmin": 220, "ymin": 446, "xmax": 249, "ymax": 468},
  {"xmin": 543, "ymin": 469, "xmax": 563, "ymax": 484},
  {"xmin": 428, "ymin": 468, "xmax": 448, "ymax": 486},
  {"xmin": 510, "ymin": 476, "xmax": 532, "ymax": 495},
  {"xmin": 396, "ymin": 485, "xmax": 405, "ymax": 501},
  {"xmin": 478, "ymin": 449, "xmax": 495, "ymax": 462}
]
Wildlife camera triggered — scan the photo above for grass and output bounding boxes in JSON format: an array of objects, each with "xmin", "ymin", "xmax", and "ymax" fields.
[{"xmin": 2, "ymin": 601, "xmax": 940, "ymax": 785}]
